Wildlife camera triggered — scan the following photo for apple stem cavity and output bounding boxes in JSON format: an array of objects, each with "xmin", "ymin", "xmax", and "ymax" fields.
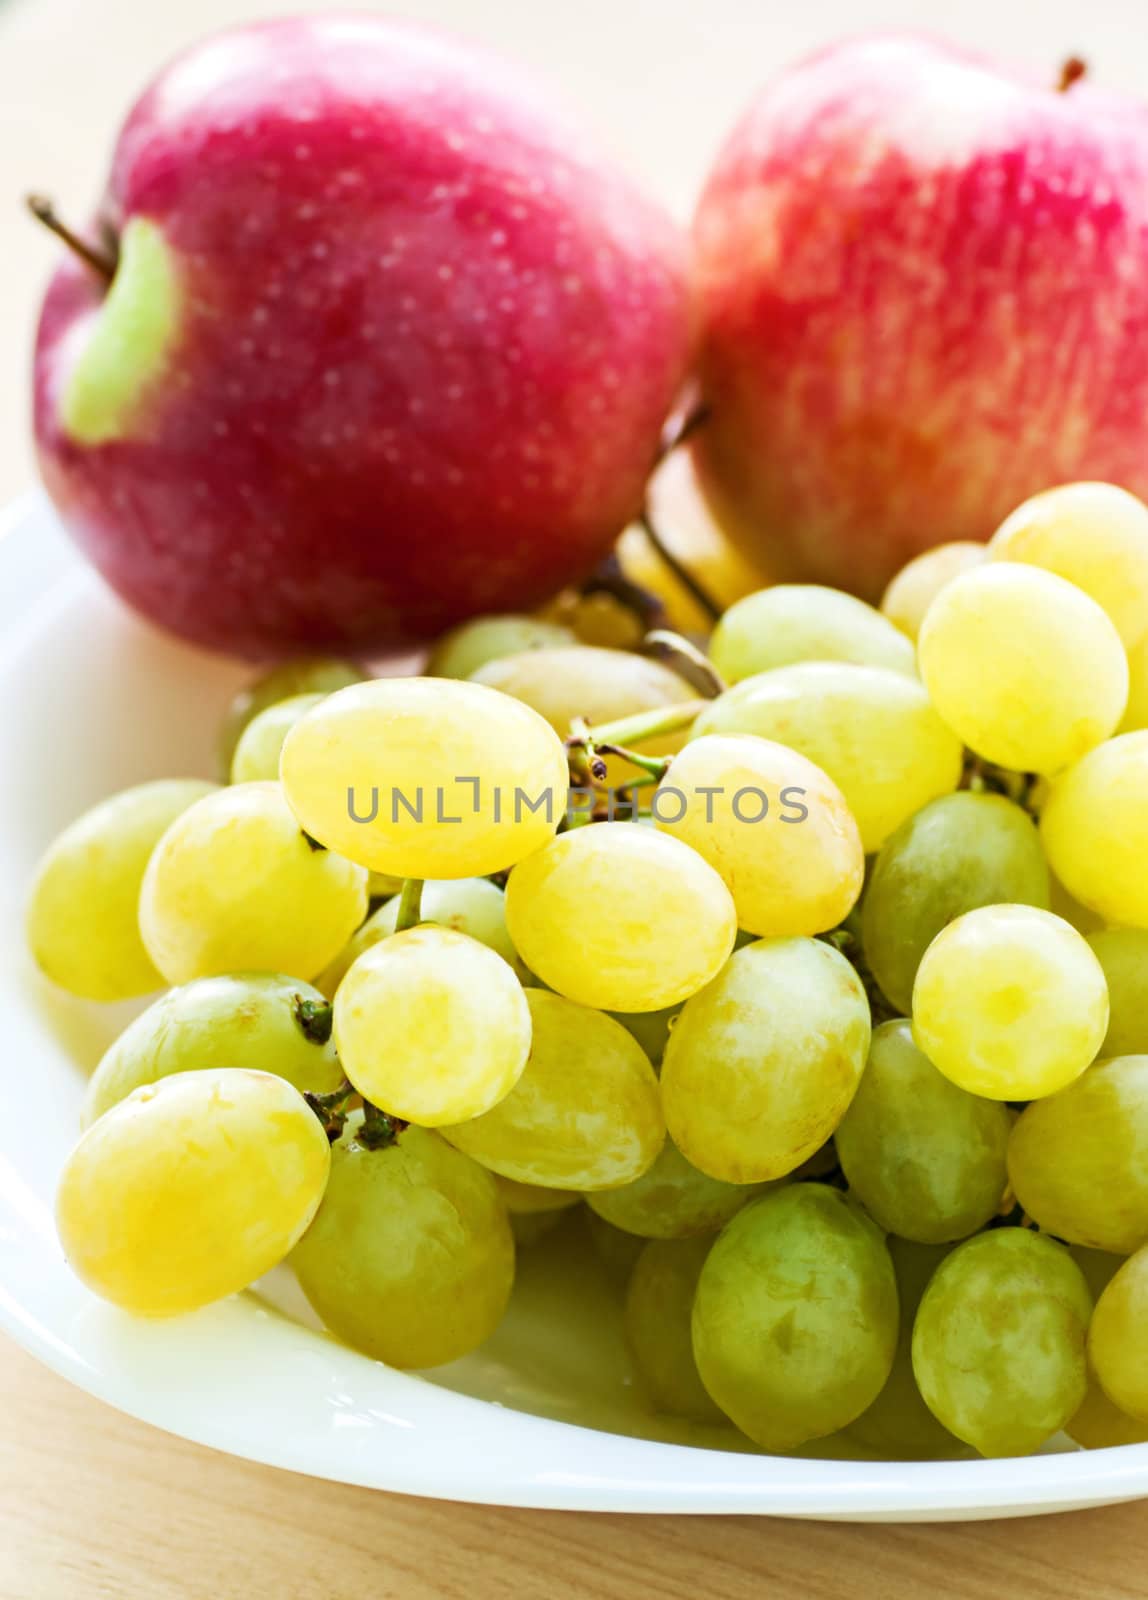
[
  {"xmin": 25, "ymin": 194, "xmax": 116, "ymax": 282},
  {"xmin": 1057, "ymin": 56, "xmax": 1087, "ymax": 92},
  {"xmin": 393, "ymin": 877, "xmax": 424, "ymax": 933},
  {"xmin": 642, "ymin": 629, "xmax": 727, "ymax": 699}
]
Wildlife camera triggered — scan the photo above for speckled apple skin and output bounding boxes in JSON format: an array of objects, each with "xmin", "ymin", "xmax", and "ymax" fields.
[
  {"xmin": 34, "ymin": 15, "xmax": 690, "ymax": 659},
  {"xmin": 693, "ymin": 34, "xmax": 1148, "ymax": 600}
]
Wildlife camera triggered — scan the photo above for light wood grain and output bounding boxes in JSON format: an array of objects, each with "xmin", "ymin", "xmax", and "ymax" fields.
[{"xmin": 1, "ymin": 1341, "xmax": 1147, "ymax": 1600}]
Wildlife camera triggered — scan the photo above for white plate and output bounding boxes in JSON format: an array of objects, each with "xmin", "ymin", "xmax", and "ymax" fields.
[{"xmin": 2, "ymin": 491, "xmax": 1148, "ymax": 1522}]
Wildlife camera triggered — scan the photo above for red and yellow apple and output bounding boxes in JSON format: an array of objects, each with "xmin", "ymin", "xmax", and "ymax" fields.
[{"xmin": 33, "ymin": 16, "xmax": 690, "ymax": 658}]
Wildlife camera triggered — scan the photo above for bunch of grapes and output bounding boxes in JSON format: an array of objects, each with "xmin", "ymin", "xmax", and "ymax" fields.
[{"xmin": 28, "ymin": 479, "xmax": 1148, "ymax": 1461}]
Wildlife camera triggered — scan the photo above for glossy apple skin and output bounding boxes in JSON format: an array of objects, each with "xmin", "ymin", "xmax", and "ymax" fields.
[
  {"xmin": 34, "ymin": 16, "xmax": 690, "ymax": 658},
  {"xmin": 692, "ymin": 34, "xmax": 1148, "ymax": 600}
]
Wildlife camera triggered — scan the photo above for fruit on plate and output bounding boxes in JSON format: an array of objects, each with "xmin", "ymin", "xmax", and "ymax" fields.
[
  {"xmin": 35, "ymin": 473, "xmax": 1148, "ymax": 1459},
  {"xmin": 32, "ymin": 15, "xmax": 690, "ymax": 658},
  {"xmin": 692, "ymin": 35, "xmax": 1148, "ymax": 596}
]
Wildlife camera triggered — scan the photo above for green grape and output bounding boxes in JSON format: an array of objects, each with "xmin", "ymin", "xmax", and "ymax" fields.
[
  {"xmin": 280, "ymin": 677, "xmax": 568, "ymax": 879},
  {"xmin": 441, "ymin": 989, "xmax": 664, "ymax": 1190},
  {"xmin": 625, "ymin": 1237, "xmax": 725, "ymax": 1423},
  {"xmin": 710, "ymin": 584, "xmax": 916, "ymax": 683},
  {"xmin": 836, "ymin": 1020, "xmax": 1011, "ymax": 1243},
  {"xmin": 918, "ymin": 563, "xmax": 1128, "ymax": 775},
  {"xmin": 1088, "ymin": 1247, "xmax": 1148, "ymax": 1422},
  {"xmin": 427, "ymin": 614, "xmax": 575, "ymax": 678},
  {"xmin": 1064, "ymin": 1249, "xmax": 1148, "ymax": 1449},
  {"xmin": 845, "ymin": 1237, "xmax": 967, "ymax": 1461},
  {"xmin": 334, "ymin": 926, "xmax": 531, "ymax": 1126},
  {"xmin": 504, "ymin": 823, "xmax": 736, "ymax": 1013},
  {"xmin": 83, "ymin": 973, "xmax": 342, "ymax": 1126},
  {"xmin": 692, "ymin": 1184, "xmax": 898, "ymax": 1452},
  {"xmin": 1121, "ymin": 635, "xmax": 1148, "ymax": 733},
  {"xmin": 861, "ymin": 791, "xmax": 1050, "ymax": 1015},
  {"xmin": 229, "ymin": 693, "xmax": 325, "ymax": 783},
  {"xmin": 27, "ymin": 779, "xmax": 217, "ymax": 1001},
  {"xmin": 1087, "ymin": 929, "xmax": 1148, "ymax": 1057},
  {"xmin": 291, "ymin": 1118, "xmax": 513, "ymax": 1369},
  {"xmin": 587, "ymin": 1138, "xmax": 766, "ymax": 1240},
  {"xmin": 585, "ymin": 1208, "xmax": 646, "ymax": 1290},
  {"xmin": 318, "ymin": 876, "xmax": 521, "ymax": 997},
  {"xmin": 661, "ymin": 938, "xmax": 871, "ymax": 1183},
  {"xmin": 911, "ymin": 1229, "xmax": 1092, "ymax": 1458},
  {"xmin": 987, "ymin": 481, "xmax": 1148, "ymax": 649},
  {"xmin": 653, "ymin": 734, "xmax": 864, "ymax": 938},
  {"xmin": 608, "ymin": 1005, "xmax": 680, "ymax": 1065},
  {"xmin": 880, "ymin": 542, "xmax": 986, "ymax": 641},
  {"xmin": 1048, "ymin": 870, "xmax": 1106, "ymax": 936},
  {"xmin": 911, "ymin": 906, "xmax": 1108, "ymax": 1100},
  {"xmin": 1041, "ymin": 733, "xmax": 1148, "ymax": 929},
  {"xmin": 473, "ymin": 645, "xmax": 695, "ymax": 788},
  {"xmin": 57, "ymin": 1069, "xmax": 330, "ymax": 1316},
  {"xmin": 139, "ymin": 782, "xmax": 368, "ymax": 985},
  {"xmin": 694, "ymin": 662, "xmax": 963, "ymax": 851},
  {"xmin": 1009, "ymin": 1056, "xmax": 1148, "ymax": 1254},
  {"xmin": 218, "ymin": 656, "xmax": 363, "ymax": 775},
  {"xmin": 493, "ymin": 1175, "xmax": 580, "ymax": 1215}
]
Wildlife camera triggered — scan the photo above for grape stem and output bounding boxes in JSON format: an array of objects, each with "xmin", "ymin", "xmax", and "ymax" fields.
[
  {"xmin": 304, "ymin": 1078, "xmax": 356, "ymax": 1143},
  {"xmin": 591, "ymin": 744, "xmax": 672, "ymax": 781},
  {"xmin": 573, "ymin": 698, "xmax": 708, "ymax": 752},
  {"xmin": 642, "ymin": 629, "xmax": 726, "ymax": 699},
  {"xmin": 394, "ymin": 878, "xmax": 424, "ymax": 932},
  {"xmin": 357, "ymin": 1102, "xmax": 408, "ymax": 1151},
  {"xmin": 293, "ymin": 996, "xmax": 334, "ymax": 1045},
  {"xmin": 961, "ymin": 753, "xmax": 1040, "ymax": 818}
]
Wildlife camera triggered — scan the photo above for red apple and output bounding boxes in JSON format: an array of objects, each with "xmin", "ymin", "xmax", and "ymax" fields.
[
  {"xmin": 692, "ymin": 34, "xmax": 1148, "ymax": 599},
  {"xmin": 33, "ymin": 15, "xmax": 690, "ymax": 659}
]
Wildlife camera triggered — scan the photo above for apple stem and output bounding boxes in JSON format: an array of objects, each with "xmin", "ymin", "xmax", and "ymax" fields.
[
  {"xmin": 582, "ymin": 550, "xmax": 669, "ymax": 632},
  {"xmin": 1057, "ymin": 56, "xmax": 1087, "ymax": 92},
  {"xmin": 642, "ymin": 629, "xmax": 726, "ymax": 699},
  {"xmin": 637, "ymin": 507, "xmax": 724, "ymax": 624},
  {"xmin": 25, "ymin": 195, "xmax": 117, "ymax": 282}
]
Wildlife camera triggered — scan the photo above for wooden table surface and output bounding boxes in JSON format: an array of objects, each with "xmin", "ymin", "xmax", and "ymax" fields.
[{"xmin": 5, "ymin": 0, "xmax": 1148, "ymax": 1592}]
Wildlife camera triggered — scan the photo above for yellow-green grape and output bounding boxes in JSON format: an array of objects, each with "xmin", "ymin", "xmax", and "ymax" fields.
[
  {"xmin": 1089, "ymin": 1248, "xmax": 1148, "ymax": 1422},
  {"xmin": 1087, "ymin": 930, "xmax": 1148, "ymax": 1057},
  {"xmin": 218, "ymin": 656, "xmax": 364, "ymax": 776},
  {"xmin": 585, "ymin": 1208, "xmax": 646, "ymax": 1290},
  {"xmin": 441, "ymin": 989, "xmax": 664, "ymax": 1189},
  {"xmin": 334, "ymin": 926, "xmax": 530, "ymax": 1126},
  {"xmin": 291, "ymin": 1118, "xmax": 513, "ymax": 1368},
  {"xmin": 504, "ymin": 824, "xmax": 736, "ymax": 1012},
  {"xmin": 988, "ymin": 482, "xmax": 1148, "ymax": 649},
  {"xmin": 862, "ymin": 792, "xmax": 1051, "ymax": 1015},
  {"xmin": 279, "ymin": 677, "xmax": 568, "ymax": 879},
  {"xmin": 880, "ymin": 542, "xmax": 987, "ymax": 641},
  {"xmin": 473, "ymin": 645, "xmax": 696, "ymax": 789},
  {"xmin": 318, "ymin": 875, "xmax": 522, "ymax": 997},
  {"xmin": 83, "ymin": 973, "xmax": 342, "ymax": 1126},
  {"xmin": 1041, "ymin": 733, "xmax": 1148, "ymax": 928},
  {"xmin": 694, "ymin": 662, "xmax": 963, "ymax": 851},
  {"xmin": 836, "ymin": 1020, "xmax": 1011, "ymax": 1243},
  {"xmin": 845, "ymin": 1238, "xmax": 967, "ymax": 1461},
  {"xmin": 587, "ymin": 1138, "xmax": 766, "ymax": 1240},
  {"xmin": 710, "ymin": 585, "xmax": 916, "ymax": 683},
  {"xmin": 911, "ymin": 1229, "xmax": 1092, "ymax": 1458},
  {"xmin": 911, "ymin": 906, "xmax": 1108, "ymax": 1101},
  {"xmin": 692, "ymin": 1185, "xmax": 898, "ymax": 1452},
  {"xmin": 494, "ymin": 1175, "xmax": 580, "ymax": 1215},
  {"xmin": 139, "ymin": 782, "xmax": 367, "ymax": 985},
  {"xmin": 608, "ymin": 1005, "xmax": 680, "ymax": 1065},
  {"xmin": 427, "ymin": 614, "xmax": 575, "ymax": 678},
  {"xmin": 27, "ymin": 779, "xmax": 217, "ymax": 1000},
  {"xmin": 625, "ymin": 1236, "xmax": 724, "ymax": 1423},
  {"xmin": 918, "ymin": 564, "xmax": 1128, "ymax": 775},
  {"xmin": 1009, "ymin": 1056, "xmax": 1148, "ymax": 1254},
  {"xmin": 661, "ymin": 937, "xmax": 871, "ymax": 1183},
  {"xmin": 1048, "ymin": 870, "xmax": 1106, "ymax": 936},
  {"xmin": 653, "ymin": 734, "xmax": 864, "ymax": 938},
  {"xmin": 229, "ymin": 693, "xmax": 325, "ymax": 783},
  {"xmin": 56, "ymin": 1069, "xmax": 330, "ymax": 1316},
  {"xmin": 1066, "ymin": 1248, "xmax": 1148, "ymax": 1449},
  {"xmin": 1121, "ymin": 636, "xmax": 1148, "ymax": 732}
]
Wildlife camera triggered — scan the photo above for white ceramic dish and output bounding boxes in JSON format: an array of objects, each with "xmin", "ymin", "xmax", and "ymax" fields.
[{"xmin": 2, "ymin": 490, "xmax": 1147, "ymax": 1521}]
